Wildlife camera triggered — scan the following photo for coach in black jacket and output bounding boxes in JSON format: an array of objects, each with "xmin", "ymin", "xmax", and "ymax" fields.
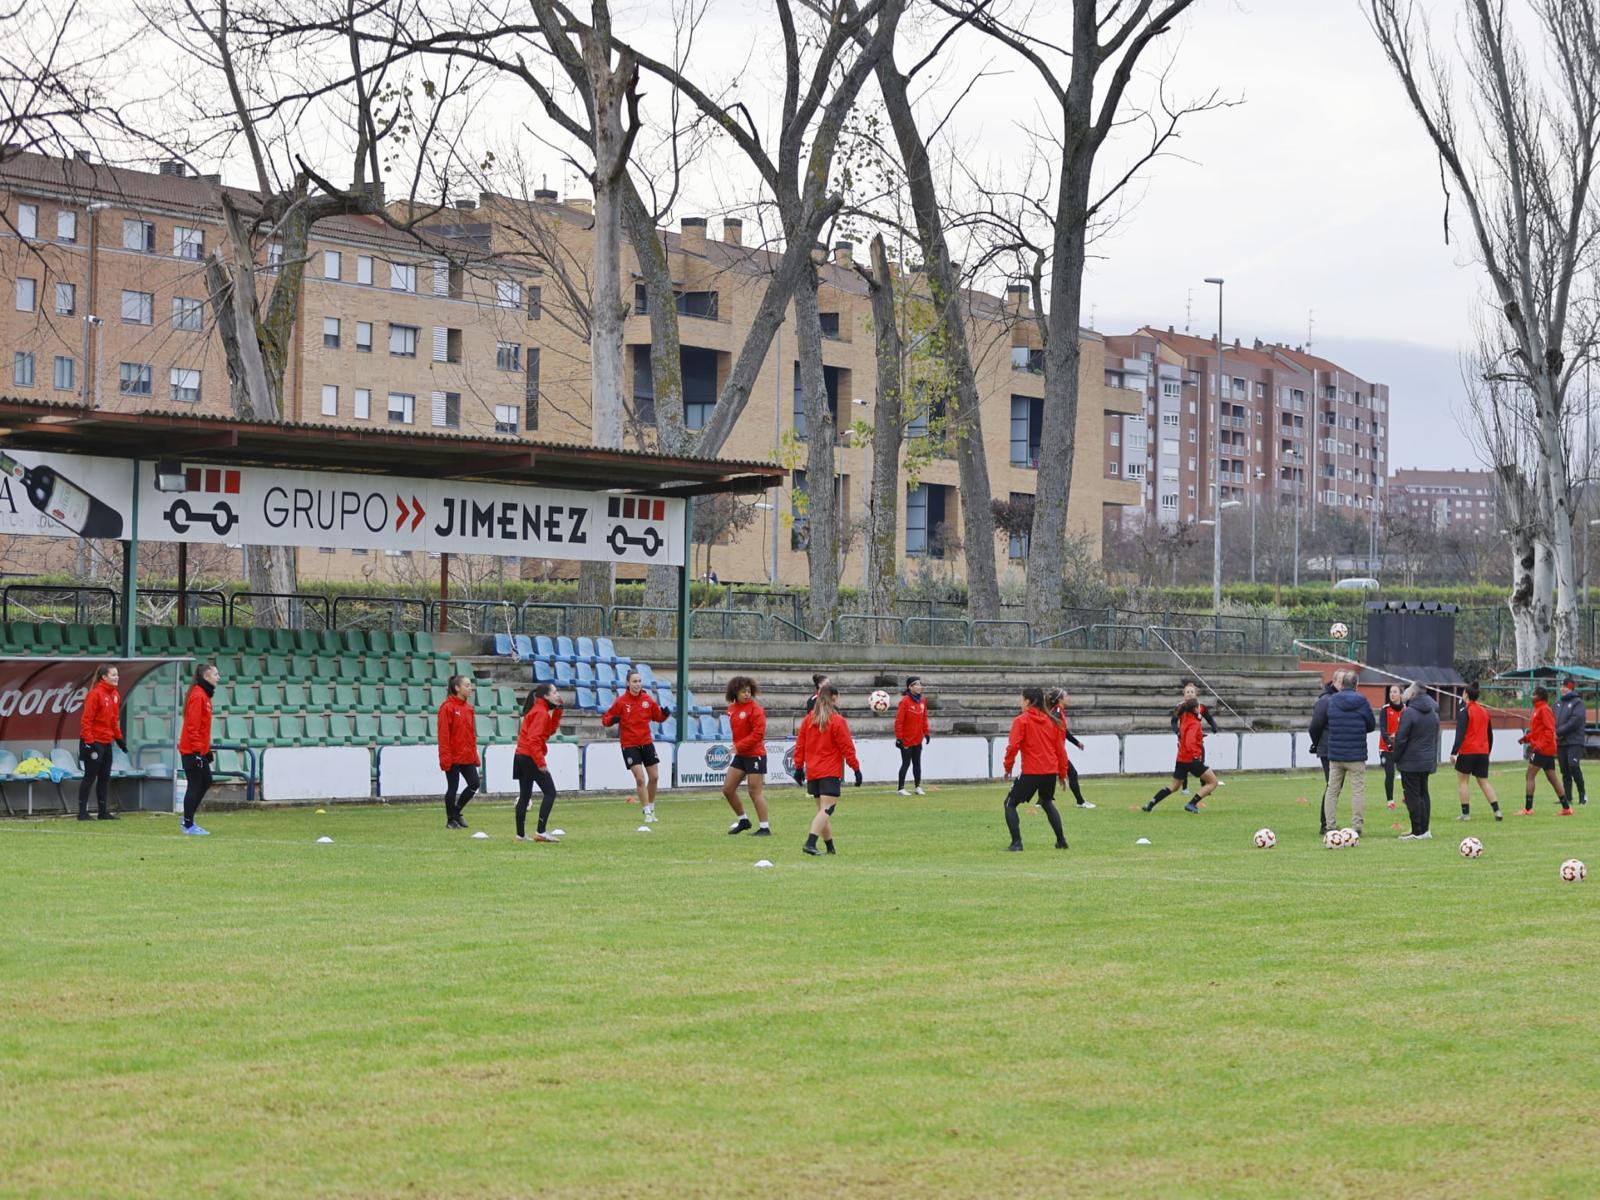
[
  {"xmin": 1555, "ymin": 677, "xmax": 1587, "ymax": 807},
  {"xmin": 1390, "ymin": 684, "xmax": 1440, "ymax": 839},
  {"xmin": 1308, "ymin": 672, "xmax": 1342, "ymax": 833}
]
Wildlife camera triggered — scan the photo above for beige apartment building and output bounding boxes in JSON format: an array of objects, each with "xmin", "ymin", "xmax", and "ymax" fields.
[
  {"xmin": 1388, "ymin": 467, "xmax": 1496, "ymax": 535},
  {"xmin": 0, "ymin": 150, "xmax": 1139, "ymax": 588}
]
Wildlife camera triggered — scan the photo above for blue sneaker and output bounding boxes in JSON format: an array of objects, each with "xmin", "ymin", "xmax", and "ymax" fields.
[
  {"xmin": 1183, "ymin": 800, "xmax": 1201, "ymax": 813},
  {"xmin": 182, "ymin": 823, "xmax": 210, "ymax": 836}
]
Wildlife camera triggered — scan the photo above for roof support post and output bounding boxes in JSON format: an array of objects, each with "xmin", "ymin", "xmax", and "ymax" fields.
[
  {"xmin": 120, "ymin": 459, "xmax": 140, "ymax": 657},
  {"xmin": 673, "ymin": 496, "xmax": 694, "ymax": 777}
]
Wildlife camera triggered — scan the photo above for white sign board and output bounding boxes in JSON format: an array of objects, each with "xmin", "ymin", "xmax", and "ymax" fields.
[
  {"xmin": 261, "ymin": 746, "xmax": 374, "ymax": 802},
  {"xmin": 1069, "ymin": 734, "xmax": 1121, "ymax": 776},
  {"xmin": 378, "ymin": 744, "xmax": 481, "ymax": 798},
  {"xmin": 483, "ymin": 742, "xmax": 581, "ymax": 794},
  {"xmin": 0, "ymin": 449, "xmax": 135, "ymax": 540},
  {"xmin": 583, "ymin": 741, "xmax": 675, "ymax": 792},
  {"xmin": 675, "ymin": 739, "xmax": 798, "ymax": 788},
  {"xmin": 136, "ymin": 461, "xmax": 685, "ymax": 566}
]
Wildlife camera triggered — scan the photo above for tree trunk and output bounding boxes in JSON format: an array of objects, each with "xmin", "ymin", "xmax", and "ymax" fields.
[
  {"xmin": 794, "ymin": 264, "xmax": 839, "ymax": 635},
  {"xmin": 1533, "ymin": 375, "xmax": 1580, "ymax": 660},
  {"xmin": 873, "ymin": 53, "xmax": 1000, "ymax": 630},
  {"xmin": 863, "ymin": 235, "xmax": 904, "ymax": 643}
]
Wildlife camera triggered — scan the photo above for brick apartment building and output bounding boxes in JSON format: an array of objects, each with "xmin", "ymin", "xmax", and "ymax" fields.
[
  {"xmin": 1388, "ymin": 467, "xmax": 1496, "ymax": 535},
  {"xmin": 1102, "ymin": 327, "xmax": 1390, "ymax": 533},
  {"xmin": 0, "ymin": 149, "xmax": 1139, "ymax": 587}
]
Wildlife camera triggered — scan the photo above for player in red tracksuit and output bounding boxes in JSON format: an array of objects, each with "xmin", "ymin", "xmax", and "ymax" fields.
[
  {"xmin": 77, "ymin": 664, "xmax": 126, "ymax": 821},
  {"xmin": 1379, "ymin": 684, "xmax": 1404, "ymax": 810},
  {"xmin": 514, "ymin": 682, "xmax": 564, "ymax": 842},
  {"xmin": 1045, "ymin": 686, "xmax": 1093, "ymax": 809},
  {"xmin": 792, "ymin": 685, "xmax": 860, "ymax": 856},
  {"xmin": 1143, "ymin": 683, "xmax": 1219, "ymax": 813},
  {"xmin": 894, "ymin": 676, "xmax": 929, "ymax": 796},
  {"xmin": 1451, "ymin": 681, "xmax": 1501, "ymax": 820},
  {"xmin": 178, "ymin": 661, "xmax": 220, "ymax": 835},
  {"xmin": 1518, "ymin": 686, "xmax": 1571, "ymax": 816},
  {"xmin": 601, "ymin": 670, "xmax": 669, "ymax": 823},
  {"xmin": 437, "ymin": 674, "xmax": 480, "ymax": 829},
  {"xmin": 721, "ymin": 675, "xmax": 771, "ymax": 836},
  {"xmin": 1001, "ymin": 686, "xmax": 1070, "ymax": 851}
]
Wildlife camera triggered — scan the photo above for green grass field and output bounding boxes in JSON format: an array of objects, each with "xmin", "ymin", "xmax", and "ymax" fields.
[{"xmin": 4, "ymin": 767, "xmax": 1599, "ymax": 1199}]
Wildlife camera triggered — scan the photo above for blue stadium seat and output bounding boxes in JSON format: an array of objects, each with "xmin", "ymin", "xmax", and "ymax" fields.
[
  {"xmin": 575, "ymin": 685, "xmax": 597, "ymax": 711},
  {"xmin": 685, "ymin": 689, "xmax": 711, "ymax": 715},
  {"xmin": 656, "ymin": 685, "xmax": 675, "ymax": 713},
  {"xmin": 555, "ymin": 661, "xmax": 575, "ymax": 685},
  {"xmin": 555, "ymin": 635, "xmax": 576, "ymax": 662},
  {"xmin": 534, "ymin": 635, "xmax": 556, "ymax": 660},
  {"xmin": 595, "ymin": 637, "xmax": 618, "ymax": 665},
  {"xmin": 596, "ymin": 662, "xmax": 616, "ymax": 686},
  {"xmin": 512, "ymin": 634, "xmax": 535, "ymax": 662},
  {"xmin": 718, "ymin": 714, "xmax": 733, "ymax": 740},
  {"xmin": 597, "ymin": 686, "xmax": 616, "ymax": 711},
  {"xmin": 533, "ymin": 660, "xmax": 555, "ymax": 683},
  {"xmin": 493, "ymin": 632, "xmax": 514, "ymax": 658},
  {"xmin": 637, "ymin": 663, "xmax": 657, "ymax": 689},
  {"xmin": 576, "ymin": 661, "xmax": 595, "ymax": 684},
  {"xmin": 575, "ymin": 636, "xmax": 597, "ymax": 664},
  {"xmin": 698, "ymin": 715, "xmax": 719, "ymax": 741}
]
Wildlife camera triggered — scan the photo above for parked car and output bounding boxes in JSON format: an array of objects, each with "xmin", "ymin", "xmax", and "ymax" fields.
[{"xmin": 1333, "ymin": 577, "xmax": 1380, "ymax": 591}]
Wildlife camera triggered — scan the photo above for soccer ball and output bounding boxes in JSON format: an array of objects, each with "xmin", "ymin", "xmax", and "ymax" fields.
[
  {"xmin": 1329, "ymin": 621, "xmax": 1350, "ymax": 640},
  {"xmin": 1341, "ymin": 827, "xmax": 1360, "ymax": 846},
  {"xmin": 1560, "ymin": 858, "xmax": 1587, "ymax": 882},
  {"xmin": 1323, "ymin": 828, "xmax": 1347, "ymax": 849},
  {"xmin": 1459, "ymin": 837, "xmax": 1484, "ymax": 858},
  {"xmin": 1253, "ymin": 828, "xmax": 1276, "ymax": 849},
  {"xmin": 869, "ymin": 689, "xmax": 892, "ymax": 714}
]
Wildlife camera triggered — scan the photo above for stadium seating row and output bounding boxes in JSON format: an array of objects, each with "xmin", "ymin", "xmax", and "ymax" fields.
[{"xmin": 0, "ymin": 621, "xmax": 452, "ymax": 660}]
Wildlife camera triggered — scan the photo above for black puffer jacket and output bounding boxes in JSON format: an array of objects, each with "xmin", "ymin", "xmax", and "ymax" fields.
[{"xmin": 1390, "ymin": 693, "xmax": 1440, "ymax": 774}]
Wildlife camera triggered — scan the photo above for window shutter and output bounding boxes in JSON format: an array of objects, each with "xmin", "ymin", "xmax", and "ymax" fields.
[
  {"xmin": 433, "ymin": 260, "xmax": 449, "ymax": 296},
  {"xmin": 432, "ymin": 327, "xmax": 447, "ymax": 363},
  {"xmin": 431, "ymin": 391, "xmax": 447, "ymax": 427}
]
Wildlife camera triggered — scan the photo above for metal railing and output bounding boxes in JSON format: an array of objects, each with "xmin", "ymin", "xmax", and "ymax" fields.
[
  {"xmin": 971, "ymin": 619, "xmax": 1033, "ymax": 648},
  {"xmin": 227, "ymin": 591, "xmax": 332, "ymax": 630},
  {"xmin": 329, "ymin": 594, "xmax": 429, "ymax": 632},
  {"xmin": 435, "ymin": 598, "xmax": 520, "ymax": 635},
  {"xmin": 769, "ymin": 614, "xmax": 822, "ymax": 642},
  {"xmin": 834, "ymin": 614, "xmax": 906, "ymax": 645},
  {"xmin": 2, "ymin": 584, "xmax": 119, "ymax": 626},
  {"xmin": 139, "ymin": 588, "xmax": 229, "ymax": 626}
]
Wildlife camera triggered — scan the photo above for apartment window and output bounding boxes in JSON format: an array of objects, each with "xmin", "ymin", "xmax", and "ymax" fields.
[
  {"xmin": 53, "ymin": 356, "xmax": 74, "ymax": 391},
  {"xmin": 431, "ymin": 391, "xmax": 461, "ymax": 429},
  {"xmin": 54, "ymin": 282, "xmax": 75, "ymax": 315},
  {"xmin": 906, "ymin": 483, "xmax": 950, "ymax": 559},
  {"xmin": 527, "ymin": 286, "xmax": 542, "ymax": 320},
  {"xmin": 16, "ymin": 277, "xmax": 36, "ymax": 312},
  {"xmin": 1188, "ymin": 457, "xmax": 1196, "ymax": 471},
  {"xmin": 321, "ymin": 384, "xmax": 339, "ymax": 417},
  {"xmin": 389, "ymin": 261, "xmax": 416, "ymax": 292},
  {"xmin": 173, "ymin": 226, "xmax": 203, "ymax": 259},
  {"xmin": 495, "ymin": 404, "xmax": 520, "ymax": 434},
  {"xmin": 1161, "ymin": 494, "xmax": 1178, "ymax": 510},
  {"xmin": 119, "ymin": 362, "xmax": 152, "ymax": 396},
  {"xmin": 1008, "ymin": 492, "xmax": 1031, "ymax": 560},
  {"xmin": 792, "ymin": 363, "xmax": 842, "ymax": 439},
  {"xmin": 1188, "ymin": 429, "xmax": 1197, "ymax": 443},
  {"xmin": 1162, "ymin": 468, "xmax": 1179, "ymax": 483},
  {"xmin": 495, "ymin": 279, "xmax": 521, "ymax": 308},
  {"xmin": 356, "ymin": 255, "xmax": 373, "ymax": 285},
  {"xmin": 14, "ymin": 352, "xmax": 35, "ymax": 387},
  {"xmin": 323, "ymin": 251, "xmax": 342, "ymax": 280},
  {"xmin": 387, "ymin": 392, "xmax": 415, "ymax": 424},
  {"xmin": 1108, "ymin": 462, "xmax": 1119, "ymax": 476},
  {"xmin": 354, "ymin": 388, "xmax": 371, "ymax": 420},
  {"xmin": 56, "ymin": 211, "xmax": 77, "ymax": 242},
  {"xmin": 1186, "ymin": 486, "xmax": 1196, "ymax": 500},
  {"xmin": 1161, "ymin": 380, "xmax": 1180, "ymax": 400},
  {"xmin": 121, "ymin": 289, "xmax": 153, "ymax": 324},
  {"xmin": 683, "ymin": 347, "xmax": 718, "ymax": 430},
  {"xmin": 170, "ymin": 368, "xmax": 201, "ymax": 403},
  {"xmin": 1009, "ymin": 395, "xmax": 1043, "ymax": 467},
  {"xmin": 17, "ymin": 204, "xmax": 37, "ymax": 239},
  {"xmin": 1128, "ymin": 433, "xmax": 1147, "ymax": 451},
  {"xmin": 323, "ymin": 317, "xmax": 341, "ymax": 349},
  {"xmin": 1188, "ymin": 401, "xmax": 1196, "ymax": 415},
  {"xmin": 267, "ymin": 243, "xmax": 283, "ymax": 270},
  {"xmin": 525, "ymin": 348, "xmax": 541, "ymax": 431},
  {"xmin": 1161, "ymin": 412, "xmax": 1179, "ymax": 428},
  {"xmin": 172, "ymin": 296, "xmax": 203, "ymax": 332},
  {"xmin": 1110, "ymin": 431, "xmax": 1120, "ymax": 447},
  {"xmin": 819, "ymin": 311, "xmax": 841, "ymax": 338},
  {"xmin": 496, "ymin": 341, "xmax": 521, "ymax": 371},
  {"xmin": 388, "ymin": 324, "xmax": 418, "ymax": 357},
  {"xmin": 1162, "ymin": 438, "xmax": 1179, "ymax": 455},
  {"xmin": 355, "ymin": 321, "xmax": 372, "ymax": 352},
  {"xmin": 122, "ymin": 219, "xmax": 155, "ymax": 251},
  {"xmin": 1011, "ymin": 346, "xmax": 1044, "ymax": 373},
  {"xmin": 444, "ymin": 328, "xmax": 463, "ymax": 364}
]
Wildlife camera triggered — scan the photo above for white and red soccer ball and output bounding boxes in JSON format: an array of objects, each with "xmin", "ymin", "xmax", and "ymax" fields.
[
  {"xmin": 1341, "ymin": 827, "xmax": 1360, "ymax": 846},
  {"xmin": 1253, "ymin": 828, "xmax": 1276, "ymax": 849},
  {"xmin": 1459, "ymin": 837, "xmax": 1484, "ymax": 858},
  {"xmin": 1560, "ymin": 858, "xmax": 1587, "ymax": 883},
  {"xmin": 1329, "ymin": 621, "xmax": 1350, "ymax": 640},
  {"xmin": 1323, "ymin": 828, "xmax": 1348, "ymax": 849},
  {"xmin": 868, "ymin": 689, "xmax": 892, "ymax": 714}
]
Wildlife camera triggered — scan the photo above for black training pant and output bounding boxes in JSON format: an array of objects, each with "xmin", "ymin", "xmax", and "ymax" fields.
[
  {"xmin": 897, "ymin": 743, "xmax": 922, "ymax": 788},
  {"xmin": 181, "ymin": 753, "xmax": 212, "ymax": 825},
  {"xmin": 445, "ymin": 764, "xmax": 480, "ymax": 821},
  {"xmin": 1004, "ymin": 773, "xmax": 1065, "ymax": 847},
  {"xmin": 1067, "ymin": 761, "xmax": 1086, "ymax": 805},
  {"xmin": 1381, "ymin": 752, "xmax": 1396, "ymax": 804},
  {"xmin": 515, "ymin": 762, "xmax": 557, "ymax": 837},
  {"xmin": 77, "ymin": 741, "xmax": 113, "ymax": 815},
  {"xmin": 1400, "ymin": 770, "xmax": 1431, "ymax": 836},
  {"xmin": 1318, "ymin": 755, "xmax": 1330, "ymax": 832},
  {"xmin": 1559, "ymin": 744, "xmax": 1586, "ymax": 804}
]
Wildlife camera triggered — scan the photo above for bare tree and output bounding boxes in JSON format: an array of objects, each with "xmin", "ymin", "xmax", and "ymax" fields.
[
  {"xmin": 1369, "ymin": 0, "xmax": 1600, "ymax": 661},
  {"xmin": 857, "ymin": 234, "xmax": 906, "ymax": 633}
]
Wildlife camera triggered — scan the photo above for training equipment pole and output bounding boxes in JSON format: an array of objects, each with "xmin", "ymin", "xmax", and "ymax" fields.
[
  {"xmin": 120, "ymin": 459, "xmax": 140, "ymax": 658},
  {"xmin": 674, "ymin": 497, "xmax": 694, "ymax": 783}
]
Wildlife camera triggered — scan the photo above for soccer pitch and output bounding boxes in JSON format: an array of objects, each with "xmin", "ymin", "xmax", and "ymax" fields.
[{"xmin": 4, "ymin": 769, "xmax": 1598, "ymax": 1199}]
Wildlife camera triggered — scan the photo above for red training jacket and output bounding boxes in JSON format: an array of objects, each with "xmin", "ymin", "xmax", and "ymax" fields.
[
  {"xmin": 602, "ymin": 690, "xmax": 666, "ymax": 747},
  {"xmin": 794, "ymin": 711, "xmax": 859, "ymax": 780},
  {"xmin": 1459, "ymin": 700, "xmax": 1491, "ymax": 755},
  {"xmin": 515, "ymin": 698, "xmax": 562, "ymax": 768},
  {"xmin": 894, "ymin": 694, "xmax": 929, "ymax": 745},
  {"xmin": 728, "ymin": 699, "xmax": 767, "ymax": 757},
  {"xmin": 1177, "ymin": 706, "xmax": 1208, "ymax": 762},
  {"xmin": 178, "ymin": 683, "xmax": 213, "ymax": 756},
  {"xmin": 437, "ymin": 693, "xmax": 479, "ymax": 770},
  {"xmin": 1004, "ymin": 706, "xmax": 1069, "ymax": 779},
  {"xmin": 1380, "ymin": 702, "xmax": 1403, "ymax": 752},
  {"xmin": 79, "ymin": 679, "xmax": 122, "ymax": 745},
  {"xmin": 1523, "ymin": 699, "xmax": 1557, "ymax": 757}
]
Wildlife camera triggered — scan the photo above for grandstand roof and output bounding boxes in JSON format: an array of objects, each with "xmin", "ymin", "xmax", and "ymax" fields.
[{"xmin": 0, "ymin": 395, "xmax": 782, "ymax": 497}]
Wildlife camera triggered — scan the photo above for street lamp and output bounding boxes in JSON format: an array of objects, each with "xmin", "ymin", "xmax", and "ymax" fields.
[
  {"xmin": 1250, "ymin": 467, "xmax": 1266, "ymax": 583},
  {"xmin": 1587, "ymin": 517, "xmax": 1600, "ymax": 607},
  {"xmin": 1205, "ymin": 276, "xmax": 1225, "ymax": 613}
]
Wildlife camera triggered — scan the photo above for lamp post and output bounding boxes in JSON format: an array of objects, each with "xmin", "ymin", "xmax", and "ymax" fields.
[
  {"xmin": 1205, "ymin": 277, "xmax": 1225, "ymax": 613},
  {"xmin": 1200, "ymin": 500, "xmax": 1242, "ymax": 597},
  {"xmin": 1250, "ymin": 467, "xmax": 1266, "ymax": 583}
]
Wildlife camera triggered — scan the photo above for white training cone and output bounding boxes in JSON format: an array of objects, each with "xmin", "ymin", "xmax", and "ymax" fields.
[
  {"xmin": 316, "ymin": 836, "xmax": 333, "ymax": 844},
  {"xmin": 636, "ymin": 825, "xmax": 653, "ymax": 833},
  {"xmin": 1135, "ymin": 837, "xmax": 1152, "ymax": 845},
  {"xmin": 472, "ymin": 831, "xmax": 489, "ymax": 839},
  {"xmin": 548, "ymin": 829, "xmax": 565, "ymax": 838},
  {"xmin": 754, "ymin": 859, "xmax": 774, "ymax": 868}
]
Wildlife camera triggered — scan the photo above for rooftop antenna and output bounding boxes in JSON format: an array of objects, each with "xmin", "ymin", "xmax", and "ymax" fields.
[
  {"xmin": 1185, "ymin": 288, "xmax": 1193, "ymax": 333},
  {"xmin": 1089, "ymin": 302, "xmax": 1097, "ymax": 330},
  {"xmin": 1307, "ymin": 309, "xmax": 1316, "ymax": 351}
]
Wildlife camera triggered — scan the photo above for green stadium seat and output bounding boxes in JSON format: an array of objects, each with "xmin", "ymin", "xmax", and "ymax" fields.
[
  {"xmin": 453, "ymin": 659, "xmax": 474, "ymax": 679},
  {"xmin": 294, "ymin": 629, "xmax": 320, "ymax": 653},
  {"xmin": 89, "ymin": 623, "xmax": 117, "ymax": 651},
  {"xmin": 360, "ymin": 659, "xmax": 385, "ymax": 684},
  {"xmin": 250, "ymin": 715, "xmax": 275, "ymax": 743},
  {"xmin": 306, "ymin": 684, "xmax": 332, "ymax": 709},
  {"xmin": 391, "ymin": 631, "xmax": 413, "ymax": 655},
  {"xmin": 402, "ymin": 714, "xmax": 427, "ymax": 741},
  {"xmin": 279, "ymin": 714, "xmax": 305, "ymax": 745},
  {"xmin": 404, "ymin": 685, "xmax": 429, "ymax": 710},
  {"xmin": 307, "ymin": 658, "xmax": 338, "ymax": 682},
  {"xmin": 195, "ymin": 627, "xmax": 223, "ymax": 652},
  {"xmin": 167, "ymin": 626, "xmax": 197, "ymax": 651},
  {"xmin": 432, "ymin": 659, "xmax": 452, "ymax": 684},
  {"xmin": 288, "ymin": 654, "xmax": 312, "ymax": 678},
  {"xmin": 413, "ymin": 630, "xmax": 437, "ymax": 656},
  {"xmin": 222, "ymin": 627, "xmax": 249, "ymax": 652},
  {"xmin": 62, "ymin": 624, "xmax": 91, "ymax": 650},
  {"xmin": 283, "ymin": 684, "xmax": 308, "ymax": 709},
  {"xmin": 232, "ymin": 684, "xmax": 257, "ymax": 710},
  {"xmin": 341, "ymin": 631, "xmax": 367, "ymax": 654},
  {"xmin": 495, "ymin": 685, "xmax": 515, "ymax": 712},
  {"xmin": 35, "ymin": 623, "xmax": 65, "ymax": 653},
  {"xmin": 316, "ymin": 630, "xmax": 342, "ymax": 655},
  {"xmin": 303, "ymin": 714, "xmax": 329, "ymax": 745},
  {"xmin": 328, "ymin": 714, "xmax": 354, "ymax": 743},
  {"xmin": 335, "ymin": 657, "xmax": 362, "ymax": 683},
  {"xmin": 269, "ymin": 629, "xmax": 295, "ymax": 654},
  {"xmin": 258, "ymin": 684, "xmax": 284, "ymax": 709},
  {"xmin": 495, "ymin": 715, "xmax": 519, "ymax": 742},
  {"xmin": 224, "ymin": 715, "xmax": 249, "ymax": 742},
  {"xmin": 245, "ymin": 628, "xmax": 272, "ymax": 654},
  {"xmin": 333, "ymin": 685, "xmax": 356, "ymax": 711},
  {"xmin": 380, "ymin": 685, "xmax": 406, "ymax": 711},
  {"xmin": 214, "ymin": 747, "xmax": 244, "ymax": 776},
  {"xmin": 378, "ymin": 715, "xmax": 403, "ymax": 741},
  {"xmin": 354, "ymin": 714, "xmax": 380, "ymax": 740},
  {"xmin": 368, "ymin": 630, "xmax": 392, "ymax": 656},
  {"xmin": 134, "ymin": 626, "xmax": 159, "ymax": 652},
  {"xmin": 356, "ymin": 685, "xmax": 380, "ymax": 712},
  {"xmin": 3, "ymin": 621, "xmax": 34, "ymax": 653}
]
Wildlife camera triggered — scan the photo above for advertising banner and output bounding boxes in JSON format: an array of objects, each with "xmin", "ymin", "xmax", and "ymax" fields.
[
  {"xmin": 0, "ymin": 449, "xmax": 135, "ymax": 540},
  {"xmin": 0, "ymin": 657, "xmax": 175, "ymax": 747},
  {"xmin": 136, "ymin": 461, "xmax": 687, "ymax": 566},
  {"xmin": 675, "ymin": 739, "xmax": 799, "ymax": 788}
]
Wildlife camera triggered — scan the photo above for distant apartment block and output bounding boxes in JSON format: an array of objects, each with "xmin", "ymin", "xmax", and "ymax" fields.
[{"xmin": 1388, "ymin": 467, "xmax": 1496, "ymax": 535}]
